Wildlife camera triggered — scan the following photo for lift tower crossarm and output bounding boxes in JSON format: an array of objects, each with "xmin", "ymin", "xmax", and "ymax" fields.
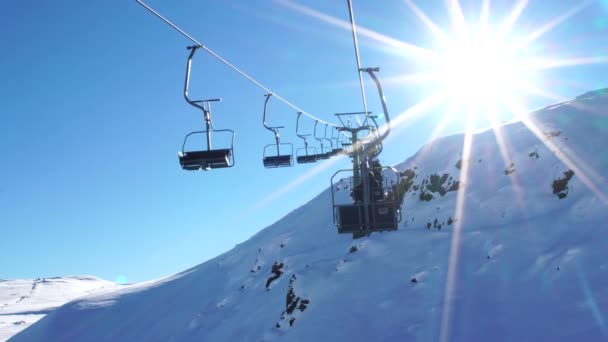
[{"xmin": 335, "ymin": 111, "xmax": 371, "ymax": 128}]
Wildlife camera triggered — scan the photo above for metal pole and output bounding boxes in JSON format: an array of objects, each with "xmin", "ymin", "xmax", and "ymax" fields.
[
  {"xmin": 204, "ymin": 108, "xmax": 212, "ymax": 151},
  {"xmin": 351, "ymin": 131, "xmax": 360, "ymax": 187},
  {"xmin": 360, "ymin": 155, "xmax": 371, "ymax": 234},
  {"xmin": 275, "ymin": 130, "xmax": 281, "ymax": 157},
  {"xmin": 346, "ymin": 0, "xmax": 370, "ymax": 122}
]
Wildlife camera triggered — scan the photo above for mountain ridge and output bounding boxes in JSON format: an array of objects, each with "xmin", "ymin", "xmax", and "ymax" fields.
[{"xmin": 9, "ymin": 89, "xmax": 608, "ymax": 341}]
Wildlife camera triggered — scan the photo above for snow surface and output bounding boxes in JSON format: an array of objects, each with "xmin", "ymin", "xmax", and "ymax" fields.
[
  {"xmin": 0, "ymin": 276, "xmax": 115, "ymax": 341},
  {"xmin": 9, "ymin": 89, "xmax": 608, "ymax": 341}
]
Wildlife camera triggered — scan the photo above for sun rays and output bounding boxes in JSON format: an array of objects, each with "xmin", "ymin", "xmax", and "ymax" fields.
[
  {"xmin": 276, "ymin": 0, "xmax": 608, "ymax": 340},
  {"xmin": 440, "ymin": 114, "xmax": 475, "ymax": 342},
  {"xmin": 275, "ymin": 0, "xmax": 608, "ymax": 225}
]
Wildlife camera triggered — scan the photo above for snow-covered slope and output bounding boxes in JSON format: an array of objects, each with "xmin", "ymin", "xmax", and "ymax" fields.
[
  {"xmin": 10, "ymin": 89, "xmax": 608, "ymax": 341},
  {"xmin": 0, "ymin": 276, "xmax": 115, "ymax": 341}
]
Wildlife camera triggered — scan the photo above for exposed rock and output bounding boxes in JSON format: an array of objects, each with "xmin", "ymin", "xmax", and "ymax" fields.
[
  {"xmin": 265, "ymin": 262, "xmax": 284, "ymax": 289},
  {"xmin": 545, "ymin": 130, "xmax": 562, "ymax": 139},
  {"xmin": 552, "ymin": 169, "xmax": 575, "ymax": 199},
  {"xmin": 529, "ymin": 150, "xmax": 540, "ymax": 159}
]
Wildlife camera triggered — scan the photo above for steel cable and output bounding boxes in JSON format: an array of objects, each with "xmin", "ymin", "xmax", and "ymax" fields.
[{"xmin": 135, "ymin": 0, "xmax": 339, "ymax": 127}]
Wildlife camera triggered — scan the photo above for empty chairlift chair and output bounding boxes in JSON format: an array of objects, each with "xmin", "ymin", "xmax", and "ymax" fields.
[
  {"xmin": 295, "ymin": 112, "xmax": 317, "ymax": 164},
  {"xmin": 262, "ymin": 94, "xmax": 293, "ymax": 168},
  {"xmin": 179, "ymin": 46, "xmax": 235, "ymax": 171}
]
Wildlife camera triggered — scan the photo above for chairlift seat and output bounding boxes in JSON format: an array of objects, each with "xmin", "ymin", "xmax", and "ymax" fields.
[
  {"xmin": 297, "ymin": 155, "xmax": 317, "ymax": 164},
  {"xmin": 179, "ymin": 149, "xmax": 231, "ymax": 170},
  {"xmin": 263, "ymin": 154, "xmax": 293, "ymax": 168},
  {"xmin": 315, "ymin": 152, "xmax": 331, "ymax": 160}
]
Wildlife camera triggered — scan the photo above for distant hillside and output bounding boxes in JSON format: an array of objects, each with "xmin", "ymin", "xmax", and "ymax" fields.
[{"xmin": 1, "ymin": 276, "xmax": 115, "ymax": 341}]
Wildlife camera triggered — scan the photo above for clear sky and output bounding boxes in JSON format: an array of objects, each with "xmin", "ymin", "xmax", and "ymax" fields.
[{"xmin": 2, "ymin": 0, "xmax": 608, "ymax": 283}]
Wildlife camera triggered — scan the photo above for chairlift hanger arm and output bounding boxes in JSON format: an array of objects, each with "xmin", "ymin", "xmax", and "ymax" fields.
[
  {"xmin": 262, "ymin": 94, "xmax": 273, "ymax": 132},
  {"xmin": 313, "ymin": 120, "xmax": 324, "ymax": 147},
  {"xmin": 183, "ymin": 46, "xmax": 224, "ymax": 125},
  {"xmin": 360, "ymin": 67, "xmax": 391, "ymax": 145},
  {"xmin": 296, "ymin": 112, "xmax": 303, "ymax": 138},
  {"xmin": 323, "ymin": 123, "xmax": 333, "ymax": 149},
  {"xmin": 184, "ymin": 46, "xmax": 207, "ymax": 113},
  {"xmin": 262, "ymin": 94, "xmax": 284, "ymax": 146},
  {"xmin": 296, "ymin": 112, "xmax": 311, "ymax": 141}
]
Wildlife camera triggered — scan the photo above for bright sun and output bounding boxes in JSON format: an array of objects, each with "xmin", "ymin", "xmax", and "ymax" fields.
[
  {"xmin": 392, "ymin": 0, "xmax": 593, "ymax": 129},
  {"xmin": 422, "ymin": 21, "xmax": 540, "ymax": 128},
  {"xmin": 437, "ymin": 31, "xmax": 525, "ymax": 107}
]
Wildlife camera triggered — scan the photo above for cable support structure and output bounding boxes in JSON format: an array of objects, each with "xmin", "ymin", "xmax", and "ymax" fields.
[
  {"xmin": 346, "ymin": 0, "xmax": 370, "ymax": 126},
  {"xmin": 135, "ymin": 0, "xmax": 338, "ymax": 128}
]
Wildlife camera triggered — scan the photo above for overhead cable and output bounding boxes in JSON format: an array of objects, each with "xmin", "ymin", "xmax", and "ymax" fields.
[{"xmin": 135, "ymin": 0, "xmax": 338, "ymax": 127}]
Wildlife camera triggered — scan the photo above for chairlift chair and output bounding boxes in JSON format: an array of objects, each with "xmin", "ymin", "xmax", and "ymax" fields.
[
  {"xmin": 262, "ymin": 94, "xmax": 294, "ymax": 168},
  {"xmin": 330, "ymin": 67, "xmax": 400, "ymax": 238},
  {"xmin": 295, "ymin": 112, "xmax": 317, "ymax": 164},
  {"xmin": 179, "ymin": 46, "xmax": 234, "ymax": 171}
]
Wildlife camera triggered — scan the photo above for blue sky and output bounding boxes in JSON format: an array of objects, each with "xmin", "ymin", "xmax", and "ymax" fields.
[{"xmin": 1, "ymin": 0, "xmax": 607, "ymax": 283}]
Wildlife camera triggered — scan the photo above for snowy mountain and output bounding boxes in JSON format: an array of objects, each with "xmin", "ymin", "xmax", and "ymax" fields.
[
  {"xmin": 10, "ymin": 89, "xmax": 608, "ymax": 341},
  {"xmin": 0, "ymin": 276, "xmax": 115, "ymax": 341}
]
